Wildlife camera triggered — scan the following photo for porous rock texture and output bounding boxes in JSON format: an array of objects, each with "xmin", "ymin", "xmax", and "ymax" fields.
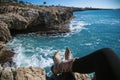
[
  {"xmin": 0, "ymin": 4, "xmax": 91, "ymax": 80},
  {"xmin": 0, "ymin": 42, "xmax": 15, "ymax": 64},
  {"xmin": 0, "ymin": 21, "xmax": 11, "ymax": 43},
  {"xmin": 0, "ymin": 66, "xmax": 46, "ymax": 80},
  {"xmin": 0, "ymin": 5, "xmax": 73, "ymax": 35}
]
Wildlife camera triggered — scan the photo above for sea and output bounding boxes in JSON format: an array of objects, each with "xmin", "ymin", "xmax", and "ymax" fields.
[{"xmin": 7, "ymin": 9, "xmax": 120, "ymax": 76}]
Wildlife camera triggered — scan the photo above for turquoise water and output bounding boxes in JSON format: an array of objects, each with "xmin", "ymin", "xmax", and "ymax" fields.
[{"xmin": 7, "ymin": 9, "xmax": 120, "ymax": 76}]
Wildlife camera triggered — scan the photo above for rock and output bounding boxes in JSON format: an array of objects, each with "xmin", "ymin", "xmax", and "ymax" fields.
[
  {"xmin": 0, "ymin": 5, "xmax": 73, "ymax": 35},
  {"xmin": 0, "ymin": 42, "xmax": 5, "ymax": 50},
  {"xmin": 0, "ymin": 49, "xmax": 15, "ymax": 64},
  {"xmin": 74, "ymin": 73, "xmax": 91, "ymax": 80},
  {"xmin": 0, "ymin": 64, "xmax": 3, "ymax": 76},
  {"xmin": 0, "ymin": 66, "xmax": 46, "ymax": 80},
  {"xmin": 0, "ymin": 21, "xmax": 11, "ymax": 42},
  {"xmin": 16, "ymin": 67, "xmax": 46, "ymax": 80},
  {"xmin": 0, "ymin": 42, "xmax": 15, "ymax": 64},
  {"xmin": 0, "ymin": 13, "xmax": 28, "ymax": 30},
  {"xmin": 1, "ymin": 67, "xmax": 14, "ymax": 80},
  {"xmin": 49, "ymin": 72, "xmax": 91, "ymax": 80},
  {"xmin": 0, "ymin": 64, "xmax": 91, "ymax": 80}
]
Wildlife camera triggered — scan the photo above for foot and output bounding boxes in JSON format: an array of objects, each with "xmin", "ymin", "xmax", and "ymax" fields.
[
  {"xmin": 51, "ymin": 59, "xmax": 74, "ymax": 75},
  {"xmin": 53, "ymin": 51, "xmax": 61, "ymax": 64},
  {"xmin": 65, "ymin": 48, "xmax": 72, "ymax": 60}
]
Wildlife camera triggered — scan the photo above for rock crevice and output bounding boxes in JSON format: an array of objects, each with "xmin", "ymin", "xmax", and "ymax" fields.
[
  {"xmin": 0, "ymin": 4, "xmax": 91, "ymax": 80},
  {"xmin": 0, "ymin": 5, "xmax": 73, "ymax": 36},
  {"xmin": 0, "ymin": 66, "xmax": 46, "ymax": 80}
]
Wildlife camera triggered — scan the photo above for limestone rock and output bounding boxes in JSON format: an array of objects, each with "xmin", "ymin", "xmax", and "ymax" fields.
[
  {"xmin": 0, "ymin": 42, "xmax": 5, "ymax": 51},
  {"xmin": 74, "ymin": 73, "xmax": 91, "ymax": 80},
  {"xmin": 0, "ymin": 64, "xmax": 3, "ymax": 75},
  {"xmin": 0, "ymin": 42, "xmax": 15, "ymax": 64},
  {"xmin": 49, "ymin": 72, "xmax": 91, "ymax": 80},
  {"xmin": 0, "ymin": 5, "xmax": 73, "ymax": 34},
  {"xmin": 0, "ymin": 21, "xmax": 11, "ymax": 42},
  {"xmin": 1, "ymin": 67, "xmax": 14, "ymax": 80},
  {"xmin": 0, "ymin": 49, "xmax": 15, "ymax": 64},
  {"xmin": 0, "ymin": 66, "xmax": 46, "ymax": 80},
  {"xmin": 0, "ymin": 65, "xmax": 91, "ymax": 80},
  {"xmin": 0, "ymin": 13, "xmax": 28, "ymax": 30},
  {"xmin": 16, "ymin": 67, "xmax": 46, "ymax": 80},
  {"xmin": 27, "ymin": 7, "xmax": 73, "ymax": 34}
]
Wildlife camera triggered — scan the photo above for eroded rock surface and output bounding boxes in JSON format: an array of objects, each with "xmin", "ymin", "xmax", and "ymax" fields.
[
  {"xmin": 0, "ymin": 5, "xmax": 73, "ymax": 34},
  {"xmin": 0, "ymin": 4, "xmax": 91, "ymax": 80},
  {"xmin": 74, "ymin": 73, "xmax": 91, "ymax": 80},
  {"xmin": 0, "ymin": 21, "xmax": 11, "ymax": 42},
  {"xmin": 0, "ymin": 42, "xmax": 15, "ymax": 64},
  {"xmin": 16, "ymin": 67, "xmax": 46, "ymax": 80},
  {"xmin": 0, "ymin": 66, "xmax": 46, "ymax": 80},
  {"xmin": 49, "ymin": 72, "xmax": 91, "ymax": 80}
]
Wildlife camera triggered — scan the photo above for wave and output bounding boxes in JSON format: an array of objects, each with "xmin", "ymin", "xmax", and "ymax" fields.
[
  {"xmin": 48, "ymin": 20, "xmax": 89, "ymax": 38},
  {"xmin": 6, "ymin": 19, "xmax": 89, "ymax": 76},
  {"xmin": 70, "ymin": 20, "xmax": 89, "ymax": 32},
  {"xmin": 7, "ymin": 38, "xmax": 65, "ymax": 69},
  {"xmin": 6, "ymin": 19, "xmax": 88, "ymax": 69}
]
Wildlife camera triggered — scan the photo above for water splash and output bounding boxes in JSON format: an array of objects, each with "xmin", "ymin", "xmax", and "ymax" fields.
[
  {"xmin": 69, "ymin": 21, "xmax": 88, "ymax": 33},
  {"xmin": 7, "ymin": 38, "xmax": 65, "ymax": 69},
  {"xmin": 7, "ymin": 10, "xmax": 120, "ymax": 77}
]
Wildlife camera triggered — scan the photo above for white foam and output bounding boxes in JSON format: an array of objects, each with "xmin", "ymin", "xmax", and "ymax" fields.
[
  {"xmin": 12, "ymin": 47, "xmax": 55, "ymax": 68},
  {"xmin": 69, "ymin": 20, "xmax": 89, "ymax": 34},
  {"xmin": 49, "ymin": 20, "xmax": 89, "ymax": 38},
  {"xmin": 84, "ymin": 43, "xmax": 93, "ymax": 46},
  {"xmin": 95, "ymin": 19, "xmax": 120, "ymax": 25},
  {"xmin": 7, "ymin": 38, "xmax": 66, "ymax": 69}
]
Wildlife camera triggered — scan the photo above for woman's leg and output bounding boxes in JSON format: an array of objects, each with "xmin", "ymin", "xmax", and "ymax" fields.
[{"xmin": 72, "ymin": 48, "xmax": 120, "ymax": 80}]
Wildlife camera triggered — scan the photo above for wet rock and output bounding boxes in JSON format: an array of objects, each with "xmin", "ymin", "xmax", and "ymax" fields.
[
  {"xmin": 0, "ymin": 42, "xmax": 15, "ymax": 64},
  {"xmin": 0, "ymin": 21, "xmax": 11, "ymax": 42},
  {"xmin": 0, "ymin": 49, "xmax": 15, "ymax": 64}
]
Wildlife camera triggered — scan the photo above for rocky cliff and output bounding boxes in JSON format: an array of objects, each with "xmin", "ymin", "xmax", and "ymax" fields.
[
  {"xmin": 0, "ymin": 21, "xmax": 11, "ymax": 42},
  {"xmin": 0, "ymin": 5, "xmax": 73, "ymax": 35},
  {"xmin": 0, "ymin": 66, "xmax": 46, "ymax": 80},
  {"xmin": 0, "ymin": 3, "xmax": 91, "ymax": 80},
  {"xmin": 0, "ymin": 65, "xmax": 91, "ymax": 80},
  {"xmin": 0, "ymin": 42, "xmax": 15, "ymax": 65},
  {"xmin": 0, "ymin": 41, "xmax": 91, "ymax": 80}
]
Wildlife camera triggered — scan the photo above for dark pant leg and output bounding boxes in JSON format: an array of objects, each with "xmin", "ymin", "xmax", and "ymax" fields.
[{"xmin": 72, "ymin": 48, "xmax": 120, "ymax": 80}]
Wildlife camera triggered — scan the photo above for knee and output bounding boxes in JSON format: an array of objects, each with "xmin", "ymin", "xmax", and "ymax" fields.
[
  {"xmin": 100, "ymin": 48, "xmax": 113, "ymax": 52},
  {"xmin": 100, "ymin": 48, "xmax": 116, "ymax": 57}
]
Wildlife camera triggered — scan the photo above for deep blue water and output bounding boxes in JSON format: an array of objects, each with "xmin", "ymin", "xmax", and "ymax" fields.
[{"xmin": 7, "ymin": 9, "xmax": 120, "ymax": 76}]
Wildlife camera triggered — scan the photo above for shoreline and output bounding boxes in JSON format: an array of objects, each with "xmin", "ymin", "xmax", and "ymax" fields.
[{"xmin": 0, "ymin": 3, "xmax": 91, "ymax": 80}]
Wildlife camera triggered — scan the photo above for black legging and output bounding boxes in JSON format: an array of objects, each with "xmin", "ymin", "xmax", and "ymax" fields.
[{"xmin": 72, "ymin": 48, "xmax": 120, "ymax": 80}]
